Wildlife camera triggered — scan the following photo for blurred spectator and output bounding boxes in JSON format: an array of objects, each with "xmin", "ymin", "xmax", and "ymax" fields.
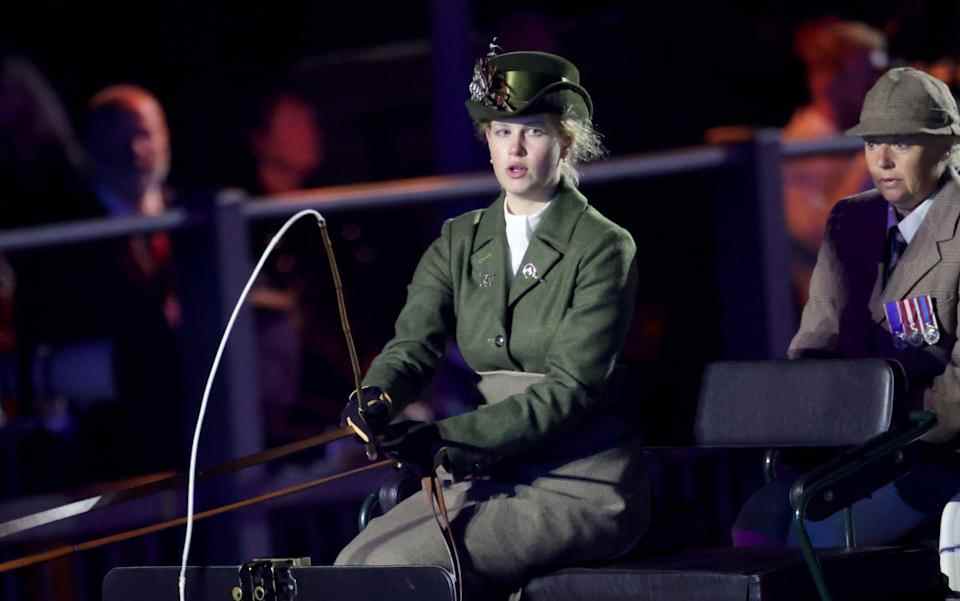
[
  {"xmin": 790, "ymin": 19, "xmax": 886, "ymax": 135},
  {"xmin": 0, "ymin": 56, "xmax": 96, "ymax": 228},
  {"xmin": 783, "ymin": 18, "xmax": 885, "ymax": 303},
  {"xmin": 924, "ymin": 59, "xmax": 960, "ymax": 90},
  {"xmin": 86, "ymin": 84, "xmax": 172, "ymax": 216},
  {"xmin": 244, "ymin": 90, "xmax": 331, "ymax": 445},
  {"xmin": 250, "ymin": 92, "xmax": 326, "ymax": 195},
  {"xmin": 84, "ymin": 84, "xmax": 180, "ymax": 328},
  {"xmin": 9, "ymin": 84, "xmax": 183, "ymax": 484},
  {"xmin": 886, "ymin": 1, "xmax": 960, "ymax": 92},
  {"xmin": 244, "ymin": 89, "xmax": 410, "ymax": 447}
]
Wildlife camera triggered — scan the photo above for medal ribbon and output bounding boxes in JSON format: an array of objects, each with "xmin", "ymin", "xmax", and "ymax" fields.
[
  {"xmin": 900, "ymin": 299, "xmax": 919, "ymax": 336},
  {"xmin": 921, "ymin": 295, "xmax": 940, "ymax": 330},
  {"xmin": 885, "ymin": 300, "xmax": 905, "ymax": 339},
  {"xmin": 918, "ymin": 295, "xmax": 941, "ymax": 345}
]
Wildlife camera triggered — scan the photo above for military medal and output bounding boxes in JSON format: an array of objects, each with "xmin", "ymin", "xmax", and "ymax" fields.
[
  {"xmin": 899, "ymin": 298, "xmax": 924, "ymax": 347},
  {"xmin": 884, "ymin": 300, "xmax": 908, "ymax": 350},
  {"xmin": 479, "ymin": 273, "xmax": 494, "ymax": 288},
  {"xmin": 918, "ymin": 295, "xmax": 941, "ymax": 345}
]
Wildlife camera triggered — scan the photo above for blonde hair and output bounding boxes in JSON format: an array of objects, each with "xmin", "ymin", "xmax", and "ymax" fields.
[
  {"xmin": 557, "ymin": 109, "xmax": 607, "ymax": 185},
  {"xmin": 475, "ymin": 108, "xmax": 607, "ymax": 187}
]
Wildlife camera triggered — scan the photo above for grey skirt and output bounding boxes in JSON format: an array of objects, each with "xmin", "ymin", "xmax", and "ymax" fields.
[{"xmin": 335, "ymin": 435, "xmax": 650, "ymax": 594}]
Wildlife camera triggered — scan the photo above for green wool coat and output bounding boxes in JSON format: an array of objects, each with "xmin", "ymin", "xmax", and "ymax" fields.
[
  {"xmin": 339, "ymin": 183, "xmax": 649, "ymax": 592},
  {"xmin": 363, "ymin": 180, "xmax": 638, "ymax": 458}
]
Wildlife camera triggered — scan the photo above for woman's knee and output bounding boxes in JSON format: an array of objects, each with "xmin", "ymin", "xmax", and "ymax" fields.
[
  {"xmin": 336, "ymin": 532, "xmax": 421, "ymax": 566},
  {"xmin": 335, "ymin": 515, "xmax": 451, "ymax": 568}
]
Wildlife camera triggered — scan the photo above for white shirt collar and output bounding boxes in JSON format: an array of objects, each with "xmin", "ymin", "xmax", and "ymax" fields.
[
  {"xmin": 504, "ymin": 199, "xmax": 550, "ymax": 227},
  {"xmin": 503, "ymin": 200, "xmax": 551, "ymax": 276},
  {"xmin": 896, "ymin": 195, "xmax": 936, "ymax": 244}
]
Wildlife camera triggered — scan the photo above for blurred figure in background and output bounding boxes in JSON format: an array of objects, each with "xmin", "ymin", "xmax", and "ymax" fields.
[
  {"xmin": 86, "ymin": 84, "xmax": 172, "ymax": 217},
  {"xmin": 84, "ymin": 84, "xmax": 179, "ymax": 329},
  {"xmin": 788, "ymin": 19, "xmax": 886, "ymax": 141},
  {"xmin": 250, "ymin": 92, "xmax": 326, "ymax": 195},
  {"xmin": 0, "ymin": 56, "xmax": 95, "ymax": 228},
  {"xmin": 886, "ymin": 1, "xmax": 960, "ymax": 97},
  {"xmin": 783, "ymin": 18, "xmax": 886, "ymax": 303},
  {"xmin": 245, "ymin": 90, "xmax": 336, "ymax": 445},
  {"xmin": 9, "ymin": 83, "xmax": 182, "ymax": 484}
]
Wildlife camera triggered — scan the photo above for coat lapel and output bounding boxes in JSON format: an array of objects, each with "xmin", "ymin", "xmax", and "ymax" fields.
[
  {"xmin": 471, "ymin": 194, "xmax": 509, "ymax": 325},
  {"xmin": 507, "ymin": 182, "xmax": 588, "ymax": 307},
  {"xmin": 508, "ymin": 238, "xmax": 561, "ymax": 306},
  {"xmin": 871, "ymin": 173, "xmax": 960, "ymax": 322}
]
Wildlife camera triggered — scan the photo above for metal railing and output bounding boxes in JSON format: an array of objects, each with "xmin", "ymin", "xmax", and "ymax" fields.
[{"xmin": 0, "ymin": 130, "xmax": 863, "ymax": 561}]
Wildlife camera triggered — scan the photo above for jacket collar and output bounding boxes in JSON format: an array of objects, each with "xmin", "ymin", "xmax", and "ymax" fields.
[
  {"xmin": 473, "ymin": 178, "xmax": 588, "ymax": 254},
  {"xmin": 471, "ymin": 179, "xmax": 590, "ymax": 307},
  {"xmin": 871, "ymin": 169, "xmax": 960, "ymax": 321},
  {"xmin": 473, "ymin": 192, "xmax": 505, "ymax": 252},
  {"xmin": 511, "ymin": 180, "xmax": 588, "ymax": 306},
  {"xmin": 528, "ymin": 179, "xmax": 589, "ymax": 252}
]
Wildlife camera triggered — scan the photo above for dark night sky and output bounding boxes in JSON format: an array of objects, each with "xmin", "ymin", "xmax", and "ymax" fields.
[{"xmin": 3, "ymin": 1, "xmax": 959, "ymax": 188}]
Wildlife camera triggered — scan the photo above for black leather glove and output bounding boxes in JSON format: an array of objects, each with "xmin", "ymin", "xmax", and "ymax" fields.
[
  {"xmin": 378, "ymin": 420, "xmax": 443, "ymax": 472},
  {"xmin": 438, "ymin": 446, "xmax": 499, "ymax": 481},
  {"xmin": 379, "ymin": 421, "xmax": 499, "ymax": 480},
  {"xmin": 341, "ymin": 386, "xmax": 393, "ymax": 446}
]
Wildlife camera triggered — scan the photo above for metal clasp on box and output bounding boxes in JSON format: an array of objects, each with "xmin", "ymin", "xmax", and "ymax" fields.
[{"xmin": 232, "ymin": 557, "xmax": 311, "ymax": 601}]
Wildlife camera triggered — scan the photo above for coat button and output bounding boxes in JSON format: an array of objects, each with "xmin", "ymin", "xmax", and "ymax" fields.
[{"xmin": 494, "ymin": 334, "xmax": 505, "ymax": 347}]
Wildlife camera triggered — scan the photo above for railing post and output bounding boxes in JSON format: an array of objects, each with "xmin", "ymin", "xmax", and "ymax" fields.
[
  {"xmin": 212, "ymin": 191, "xmax": 270, "ymax": 559},
  {"xmin": 752, "ymin": 129, "xmax": 796, "ymax": 357},
  {"xmin": 175, "ymin": 190, "xmax": 269, "ymax": 562},
  {"xmin": 712, "ymin": 129, "xmax": 795, "ymax": 359}
]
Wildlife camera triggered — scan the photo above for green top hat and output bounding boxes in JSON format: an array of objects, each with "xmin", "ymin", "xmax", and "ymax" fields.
[
  {"xmin": 465, "ymin": 50, "xmax": 593, "ymax": 123},
  {"xmin": 847, "ymin": 67, "xmax": 960, "ymax": 137}
]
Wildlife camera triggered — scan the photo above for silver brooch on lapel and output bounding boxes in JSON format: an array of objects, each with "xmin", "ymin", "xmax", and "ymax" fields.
[{"xmin": 521, "ymin": 263, "xmax": 538, "ymax": 280}]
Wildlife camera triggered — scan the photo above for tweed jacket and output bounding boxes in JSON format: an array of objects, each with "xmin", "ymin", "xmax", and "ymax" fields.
[
  {"xmin": 790, "ymin": 169, "xmax": 960, "ymax": 441},
  {"xmin": 362, "ymin": 180, "xmax": 638, "ymax": 459}
]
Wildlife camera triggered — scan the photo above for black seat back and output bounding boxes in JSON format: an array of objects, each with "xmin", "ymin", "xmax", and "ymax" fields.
[{"xmin": 694, "ymin": 359, "xmax": 896, "ymax": 447}]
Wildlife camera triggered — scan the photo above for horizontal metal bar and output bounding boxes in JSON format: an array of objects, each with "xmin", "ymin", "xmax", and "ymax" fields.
[
  {"xmin": 242, "ymin": 174, "xmax": 499, "ymax": 220},
  {"xmin": 0, "ymin": 210, "xmax": 194, "ymax": 253},
  {"xmin": 243, "ymin": 145, "xmax": 737, "ymax": 220},
  {"xmin": 781, "ymin": 136, "xmax": 864, "ymax": 158},
  {"xmin": 0, "ymin": 134, "xmax": 864, "ymax": 249},
  {"xmin": 584, "ymin": 146, "xmax": 736, "ymax": 181}
]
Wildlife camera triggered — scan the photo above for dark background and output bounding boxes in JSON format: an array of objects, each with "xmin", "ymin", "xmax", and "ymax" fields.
[
  {"xmin": 0, "ymin": 2, "xmax": 958, "ymax": 600},
  {"xmin": 3, "ymin": 1, "xmax": 958, "ymax": 188}
]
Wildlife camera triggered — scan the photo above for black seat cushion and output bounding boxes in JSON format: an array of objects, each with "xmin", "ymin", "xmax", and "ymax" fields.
[{"xmin": 522, "ymin": 545, "xmax": 942, "ymax": 601}]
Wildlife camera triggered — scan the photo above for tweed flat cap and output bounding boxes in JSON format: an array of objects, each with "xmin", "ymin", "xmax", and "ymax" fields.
[{"xmin": 847, "ymin": 67, "xmax": 960, "ymax": 137}]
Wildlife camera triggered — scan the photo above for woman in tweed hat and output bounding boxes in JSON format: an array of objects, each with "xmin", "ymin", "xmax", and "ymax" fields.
[{"xmin": 735, "ymin": 67, "xmax": 960, "ymax": 557}]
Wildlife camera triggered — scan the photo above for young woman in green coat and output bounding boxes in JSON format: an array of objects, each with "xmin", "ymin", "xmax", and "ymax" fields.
[{"xmin": 336, "ymin": 48, "xmax": 648, "ymax": 600}]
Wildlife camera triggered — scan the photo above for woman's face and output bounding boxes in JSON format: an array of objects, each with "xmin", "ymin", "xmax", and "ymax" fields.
[
  {"xmin": 864, "ymin": 135, "xmax": 951, "ymax": 211},
  {"xmin": 485, "ymin": 114, "xmax": 567, "ymax": 203}
]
